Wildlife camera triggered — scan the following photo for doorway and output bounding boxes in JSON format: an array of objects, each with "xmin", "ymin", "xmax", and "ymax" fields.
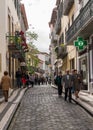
[{"xmin": 79, "ymin": 55, "xmax": 88, "ymax": 90}]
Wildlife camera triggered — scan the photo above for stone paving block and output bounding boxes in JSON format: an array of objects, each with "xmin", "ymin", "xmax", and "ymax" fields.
[{"xmin": 8, "ymin": 86, "xmax": 93, "ymax": 130}]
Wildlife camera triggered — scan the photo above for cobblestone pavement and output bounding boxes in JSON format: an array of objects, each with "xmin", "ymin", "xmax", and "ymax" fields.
[{"xmin": 8, "ymin": 85, "xmax": 93, "ymax": 130}]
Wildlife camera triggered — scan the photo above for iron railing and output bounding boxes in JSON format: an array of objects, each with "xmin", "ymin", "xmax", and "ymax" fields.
[{"xmin": 66, "ymin": 0, "xmax": 93, "ymax": 43}]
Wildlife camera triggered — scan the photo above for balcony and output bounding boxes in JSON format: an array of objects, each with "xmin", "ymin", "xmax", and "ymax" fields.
[
  {"xmin": 55, "ymin": 46, "xmax": 67, "ymax": 59},
  {"xmin": 63, "ymin": 0, "xmax": 74, "ymax": 15},
  {"xmin": 66, "ymin": 0, "xmax": 93, "ymax": 44},
  {"xmin": 8, "ymin": 43, "xmax": 17, "ymax": 50},
  {"xmin": 59, "ymin": 33, "xmax": 64, "ymax": 45},
  {"xmin": 58, "ymin": 46, "xmax": 67, "ymax": 59},
  {"xmin": 55, "ymin": 19, "xmax": 61, "ymax": 34},
  {"xmin": 7, "ymin": 31, "xmax": 28, "ymax": 60},
  {"xmin": 51, "ymin": 31, "xmax": 58, "ymax": 44}
]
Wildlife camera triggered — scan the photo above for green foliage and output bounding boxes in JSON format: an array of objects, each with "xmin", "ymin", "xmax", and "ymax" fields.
[
  {"xmin": 34, "ymin": 57, "xmax": 40, "ymax": 67},
  {"xmin": 26, "ymin": 31, "xmax": 40, "ymax": 73},
  {"xmin": 26, "ymin": 31, "xmax": 38, "ymax": 45},
  {"xmin": 45, "ymin": 61, "xmax": 49, "ymax": 65}
]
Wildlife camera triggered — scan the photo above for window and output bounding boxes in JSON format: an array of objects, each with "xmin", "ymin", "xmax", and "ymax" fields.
[{"xmin": 8, "ymin": 15, "xmax": 11, "ymax": 34}]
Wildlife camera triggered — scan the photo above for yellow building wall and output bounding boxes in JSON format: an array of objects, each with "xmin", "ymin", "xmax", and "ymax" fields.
[{"xmin": 61, "ymin": 3, "xmax": 76, "ymax": 72}]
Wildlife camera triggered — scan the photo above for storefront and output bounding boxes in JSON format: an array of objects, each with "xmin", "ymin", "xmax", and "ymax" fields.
[
  {"xmin": 78, "ymin": 53, "xmax": 88, "ymax": 90},
  {"xmin": 88, "ymin": 36, "xmax": 93, "ymax": 93},
  {"xmin": 77, "ymin": 36, "xmax": 93, "ymax": 92}
]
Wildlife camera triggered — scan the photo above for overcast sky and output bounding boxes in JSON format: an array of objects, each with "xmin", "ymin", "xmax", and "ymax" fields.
[{"xmin": 21, "ymin": 0, "xmax": 56, "ymax": 53}]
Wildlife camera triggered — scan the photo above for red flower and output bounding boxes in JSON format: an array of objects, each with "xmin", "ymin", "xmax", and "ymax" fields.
[
  {"xmin": 22, "ymin": 43, "xmax": 28, "ymax": 49},
  {"xmin": 19, "ymin": 31, "xmax": 24, "ymax": 35}
]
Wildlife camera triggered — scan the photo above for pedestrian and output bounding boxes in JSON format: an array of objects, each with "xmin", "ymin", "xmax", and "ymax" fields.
[
  {"xmin": 16, "ymin": 68, "xmax": 22, "ymax": 88},
  {"xmin": 45, "ymin": 76, "xmax": 48, "ymax": 85},
  {"xmin": 55, "ymin": 71, "xmax": 63, "ymax": 97},
  {"xmin": 62, "ymin": 69, "xmax": 73, "ymax": 102},
  {"xmin": 1, "ymin": 71, "xmax": 11, "ymax": 102},
  {"xmin": 34, "ymin": 75, "xmax": 38, "ymax": 85},
  {"xmin": 73, "ymin": 69, "xmax": 82, "ymax": 99},
  {"xmin": 25, "ymin": 72, "xmax": 29, "ymax": 87},
  {"xmin": 29, "ymin": 74, "xmax": 35, "ymax": 87},
  {"xmin": 54, "ymin": 73, "xmax": 58, "ymax": 86},
  {"xmin": 21, "ymin": 74, "xmax": 26, "ymax": 88}
]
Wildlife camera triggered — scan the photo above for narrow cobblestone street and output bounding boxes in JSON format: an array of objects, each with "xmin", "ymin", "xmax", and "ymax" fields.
[{"xmin": 8, "ymin": 85, "xmax": 93, "ymax": 130}]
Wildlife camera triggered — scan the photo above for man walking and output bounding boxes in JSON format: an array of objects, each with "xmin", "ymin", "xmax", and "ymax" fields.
[
  {"xmin": 16, "ymin": 68, "xmax": 22, "ymax": 88},
  {"xmin": 63, "ymin": 70, "xmax": 72, "ymax": 102}
]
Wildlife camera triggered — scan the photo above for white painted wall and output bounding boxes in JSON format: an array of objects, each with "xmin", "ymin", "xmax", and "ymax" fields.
[
  {"xmin": 0, "ymin": 0, "xmax": 20, "ymax": 78},
  {"xmin": 37, "ymin": 53, "xmax": 50, "ymax": 76},
  {"xmin": 0, "ymin": 0, "xmax": 8, "ymax": 78}
]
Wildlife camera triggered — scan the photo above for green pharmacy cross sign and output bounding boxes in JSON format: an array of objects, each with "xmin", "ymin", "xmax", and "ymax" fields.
[{"xmin": 74, "ymin": 37, "xmax": 87, "ymax": 50}]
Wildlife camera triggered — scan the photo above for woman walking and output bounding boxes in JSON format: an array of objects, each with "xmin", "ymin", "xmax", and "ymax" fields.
[
  {"xmin": 73, "ymin": 69, "xmax": 82, "ymax": 99},
  {"xmin": 1, "ymin": 71, "xmax": 11, "ymax": 102}
]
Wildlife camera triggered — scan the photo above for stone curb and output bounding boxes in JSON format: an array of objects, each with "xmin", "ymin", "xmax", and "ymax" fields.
[
  {"xmin": 51, "ymin": 85, "xmax": 93, "ymax": 116},
  {"xmin": 0, "ymin": 88, "xmax": 27, "ymax": 130}
]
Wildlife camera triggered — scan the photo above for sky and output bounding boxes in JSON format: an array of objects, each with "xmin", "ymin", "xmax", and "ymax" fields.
[{"xmin": 21, "ymin": 0, "xmax": 56, "ymax": 53}]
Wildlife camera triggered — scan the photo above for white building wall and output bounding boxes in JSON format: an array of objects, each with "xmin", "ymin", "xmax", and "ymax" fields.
[
  {"xmin": 0, "ymin": 0, "xmax": 20, "ymax": 78},
  {"xmin": 0, "ymin": 0, "xmax": 8, "ymax": 78},
  {"xmin": 37, "ymin": 53, "xmax": 50, "ymax": 77},
  {"xmin": 38, "ymin": 54, "xmax": 45, "ymax": 70}
]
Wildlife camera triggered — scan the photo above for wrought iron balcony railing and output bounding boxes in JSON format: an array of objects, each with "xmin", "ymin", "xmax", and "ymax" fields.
[
  {"xmin": 66, "ymin": 0, "xmax": 93, "ymax": 44},
  {"xmin": 6, "ymin": 31, "xmax": 28, "ymax": 59},
  {"xmin": 55, "ymin": 19, "xmax": 61, "ymax": 34},
  {"xmin": 55, "ymin": 45, "xmax": 68, "ymax": 59},
  {"xmin": 57, "ymin": 46, "xmax": 68, "ymax": 59},
  {"xmin": 51, "ymin": 31, "xmax": 58, "ymax": 43}
]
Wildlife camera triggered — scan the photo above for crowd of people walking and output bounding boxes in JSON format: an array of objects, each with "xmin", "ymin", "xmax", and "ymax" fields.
[
  {"xmin": 0, "ymin": 67, "xmax": 82, "ymax": 103},
  {"xmin": 0, "ymin": 68, "xmax": 50, "ymax": 102},
  {"xmin": 15, "ymin": 68, "xmax": 49, "ymax": 88},
  {"xmin": 55, "ymin": 69, "xmax": 82, "ymax": 102}
]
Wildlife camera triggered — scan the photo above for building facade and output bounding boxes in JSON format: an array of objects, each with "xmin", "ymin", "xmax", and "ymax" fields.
[
  {"xmin": 0, "ymin": 0, "xmax": 28, "ymax": 87},
  {"xmin": 37, "ymin": 52, "xmax": 50, "ymax": 78},
  {"xmin": 49, "ymin": 0, "xmax": 93, "ymax": 92},
  {"xmin": 64, "ymin": 0, "xmax": 93, "ymax": 92}
]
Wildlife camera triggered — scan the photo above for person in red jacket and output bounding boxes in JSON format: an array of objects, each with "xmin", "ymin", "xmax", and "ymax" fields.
[{"xmin": 22, "ymin": 74, "xmax": 26, "ymax": 88}]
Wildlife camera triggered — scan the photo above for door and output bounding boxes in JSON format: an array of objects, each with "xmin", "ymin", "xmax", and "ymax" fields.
[{"xmin": 79, "ymin": 55, "xmax": 88, "ymax": 90}]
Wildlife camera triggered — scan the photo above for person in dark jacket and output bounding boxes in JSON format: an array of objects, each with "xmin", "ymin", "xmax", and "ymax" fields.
[
  {"xmin": 73, "ymin": 69, "xmax": 82, "ymax": 99},
  {"xmin": 16, "ymin": 68, "xmax": 22, "ymax": 88},
  {"xmin": 62, "ymin": 70, "xmax": 73, "ymax": 102},
  {"xmin": 55, "ymin": 72, "xmax": 63, "ymax": 97}
]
